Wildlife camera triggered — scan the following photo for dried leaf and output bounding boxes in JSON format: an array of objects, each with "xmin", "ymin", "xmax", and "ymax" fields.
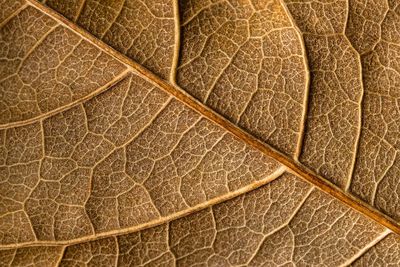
[{"xmin": 1, "ymin": 0, "xmax": 400, "ymax": 265}]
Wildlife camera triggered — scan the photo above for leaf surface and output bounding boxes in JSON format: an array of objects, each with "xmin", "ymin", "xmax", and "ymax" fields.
[
  {"xmin": 0, "ymin": 173, "xmax": 392, "ymax": 266},
  {"xmin": 1, "ymin": 0, "xmax": 400, "ymax": 265}
]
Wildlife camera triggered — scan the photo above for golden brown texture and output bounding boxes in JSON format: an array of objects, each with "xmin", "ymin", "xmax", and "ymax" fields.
[
  {"xmin": 0, "ymin": 174, "xmax": 391, "ymax": 266},
  {"xmin": 44, "ymin": 0, "xmax": 175, "ymax": 79},
  {"xmin": 0, "ymin": 4, "xmax": 126, "ymax": 126},
  {"xmin": 351, "ymin": 233, "xmax": 400, "ymax": 266},
  {"xmin": 1, "ymin": 0, "xmax": 400, "ymax": 265},
  {"xmin": 1, "ymin": 71, "xmax": 282, "ymax": 244}
]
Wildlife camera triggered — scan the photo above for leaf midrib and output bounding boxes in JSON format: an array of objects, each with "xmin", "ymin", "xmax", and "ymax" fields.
[{"xmin": 19, "ymin": 0, "xmax": 400, "ymax": 244}]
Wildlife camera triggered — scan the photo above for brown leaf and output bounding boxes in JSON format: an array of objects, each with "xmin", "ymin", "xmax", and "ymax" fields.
[{"xmin": 1, "ymin": 0, "xmax": 400, "ymax": 265}]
